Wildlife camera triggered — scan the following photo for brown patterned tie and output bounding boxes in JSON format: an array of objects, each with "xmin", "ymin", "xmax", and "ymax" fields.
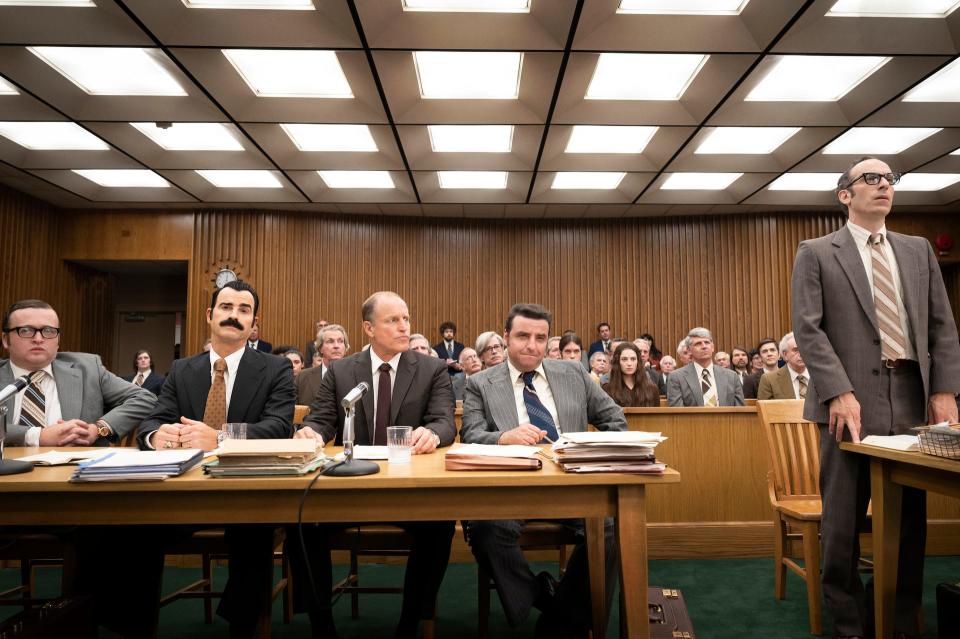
[
  {"xmin": 869, "ymin": 233, "xmax": 907, "ymax": 361},
  {"xmin": 134, "ymin": 373, "xmax": 144, "ymax": 386},
  {"xmin": 797, "ymin": 374, "xmax": 808, "ymax": 399},
  {"xmin": 202, "ymin": 358, "xmax": 228, "ymax": 430},
  {"xmin": 701, "ymin": 368, "xmax": 718, "ymax": 407},
  {"xmin": 18, "ymin": 370, "xmax": 46, "ymax": 429}
]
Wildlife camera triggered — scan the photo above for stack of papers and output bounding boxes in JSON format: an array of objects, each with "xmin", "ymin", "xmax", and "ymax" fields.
[
  {"xmin": 70, "ymin": 449, "xmax": 203, "ymax": 482},
  {"xmin": 18, "ymin": 450, "xmax": 113, "ymax": 466},
  {"xmin": 204, "ymin": 439, "xmax": 326, "ymax": 477},
  {"xmin": 552, "ymin": 431, "xmax": 668, "ymax": 474},
  {"xmin": 445, "ymin": 444, "xmax": 543, "ymax": 471}
]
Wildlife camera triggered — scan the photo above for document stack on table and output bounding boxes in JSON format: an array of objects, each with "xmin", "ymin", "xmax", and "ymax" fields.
[
  {"xmin": 70, "ymin": 449, "xmax": 203, "ymax": 482},
  {"xmin": 551, "ymin": 431, "xmax": 668, "ymax": 474},
  {"xmin": 203, "ymin": 439, "xmax": 326, "ymax": 477},
  {"xmin": 444, "ymin": 443, "xmax": 543, "ymax": 471}
]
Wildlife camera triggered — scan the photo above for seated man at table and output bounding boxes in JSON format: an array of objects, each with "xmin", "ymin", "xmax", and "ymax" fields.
[
  {"xmin": 292, "ymin": 291, "xmax": 455, "ymax": 639},
  {"xmin": 460, "ymin": 303, "xmax": 626, "ymax": 639}
]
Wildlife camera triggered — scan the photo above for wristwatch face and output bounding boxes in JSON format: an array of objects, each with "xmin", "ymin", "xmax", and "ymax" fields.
[{"xmin": 97, "ymin": 424, "xmax": 110, "ymax": 437}]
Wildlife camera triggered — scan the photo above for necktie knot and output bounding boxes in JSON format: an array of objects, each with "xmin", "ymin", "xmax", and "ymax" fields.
[
  {"xmin": 869, "ymin": 233, "xmax": 884, "ymax": 246},
  {"xmin": 379, "ymin": 362, "xmax": 392, "ymax": 374},
  {"xmin": 29, "ymin": 370, "xmax": 45, "ymax": 385},
  {"xmin": 213, "ymin": 358, "xmax": 227, "ymax": 374},
  {"xmin": 521, "ymin": 371, "xmax": 537, "ymax": 389}
]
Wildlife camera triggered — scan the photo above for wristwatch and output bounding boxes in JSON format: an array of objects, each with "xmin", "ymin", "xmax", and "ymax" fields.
[{"xmin": 95, "ymin": 420, "xmax": 113, "ymax": 439}]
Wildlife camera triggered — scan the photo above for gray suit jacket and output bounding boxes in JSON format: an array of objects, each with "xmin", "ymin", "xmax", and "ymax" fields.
[
  {"xmin": 0, "ymin": 352, "xmax": 157, "ymax": 445},
  {"xmin": 451, "ymin": 373, "xmax": 466, "ymax": 402},
  {"xmin": 791, "ymin": 225, "xmax": 960, "ymax": 431},
  {"xmin": 666, "ymin": 363, "xmax": 745, "ymax": 407},
  {"xmin": 460, "ymin": 358, "xmax": 626, "ymax": 445}
]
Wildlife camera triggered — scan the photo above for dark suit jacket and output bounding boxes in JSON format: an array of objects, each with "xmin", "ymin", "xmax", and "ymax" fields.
[
  {"xmin": 123, "ymin": 371, "xmax": 165, "ymax": 396},
  {"xmin": 742, "ymin": 370, "xmax": 764, "ymax": 399},
  {"xmin": 137, "ymin": 348, "xmax": 295, "ymax": 448},
  {"xmin": 433, "ymin": 340, "xmax": 464, "ymax": 363},
  {"xmin": 301, "ymin": 349, "xmax": 455, "ymax": 446},
  {"xmin": 252, "ymin": 340, "xmax": 272, "ymax": 353},
  {"xmin": 757, "ymin": 365, "xmax": 800, "ymax": 400},
  {"xmin": 646, "ymin": 367, "xmax": 665, "ymax": 395},
  {"xmin": 295, "ymin": 362, "xmax": 326, "ymax": 405},
  {"xmin": 587, "ymin": 340, "xmax": 609, "ymax": 358}
]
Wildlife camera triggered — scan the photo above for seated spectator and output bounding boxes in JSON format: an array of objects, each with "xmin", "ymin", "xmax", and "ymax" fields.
[
  {"xmin": 588, "ymin": 351, "xmax": 609, "ymax": 384},
  {"xmin": 638, "ymin": 332, "xmax": 662, "ymax": 368},
  {"xmin": 475, "ymin": 331, "xmax": 506, "ymax": 369},
  {"xmin": 124, "ymin": 349, "xmax": 165, "ymax": 395},
  {"xmin": 558, "ymin": 333, "xmax": 583, "ymax": 361},
  {"xmin": 676, "ymin": 338, "xmax": 691, "ymax": 366},
  {"xmin": 433, "ymin": 320, "xmax": 464, "ymax": 375},
  {"xmin": 409, "ymin": 333, "xmax": 434, "ymax": 356},
  {"xmin": 602, "ymin": 343, "xmax": 660, "ymax": 407},
  {"xmin": 743, "ymin": 337, "xmax": 779, "ymax": 399},
  {"xmin": 588, "ymin": 322, "xmax": 612, "ymax": 356},
  {"xmin": 749, "ymin": 349, "xmax": 763, "ymax": 373},
  {"xmin": 452, "ymin": 347, "xmax": 482, "ymax": 401},
  {"xmin": 284, "ymin": 349, "xmax": 304, "ymax": 378},
  {"xmin": 546, "ymin": 336, "xmax": 561, "ymax": 360},
  {"xmin": 297, "ymin": 324, "xmax": 349, "ymax": 405},
  {"xmin": 659, "ymin": 355, "xmax": 676, "ymax": 388},
  {"xmin": 667, "ymin": 327, "xmax": 745, "ymax": 407},
  {"xmin": 714, "ymin": 351, "xmax": 731, "ymax": 368},
  {"xmin": 730, "ymin": 346, "xmax": 751, "ymax": 383},
  {"xmin": 636, "ymin": 337, "xmax": 665, "ymax": 394},
  {"xmin": 758, "ymin": 332, "xmax": 809, "ymax": 400}
]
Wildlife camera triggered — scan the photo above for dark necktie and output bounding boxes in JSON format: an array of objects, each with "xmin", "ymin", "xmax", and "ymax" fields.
[
  {"xmin": 521, "ymin": 371, "xmax": 559, "ymax": 443},
  {"xmin": 202, "ymin": 358, "xmax": 227, "ymax": 430},
  {"xmin": 374, "ymin": 362, "xmax": 392, "ymax": 445},
  {"xmin": 18, "ymin": 370, "xmax": 46, "ymax": 429}
]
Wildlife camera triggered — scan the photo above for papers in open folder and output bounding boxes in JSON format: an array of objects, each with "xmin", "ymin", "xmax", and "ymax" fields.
[
  {"xmin": 17, "ymin": 450, "xmax": 113, "ymax": 466},
  {"xmin": 206, "ymin": 438, "xmax": 327, "ymax": 477},
  {"xmin": 445, "ymin": 443, "xmax": 542, "ymax": 471},
  {"xmin": 70, "ymin": 449, "xmax": 203, "ymax": 482},
  {"xmin": 552, "ymin": 431, "xmax": 667, "ymax": 474}
]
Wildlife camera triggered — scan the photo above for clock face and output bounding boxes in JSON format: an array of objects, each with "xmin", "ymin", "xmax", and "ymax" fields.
[{"xmin": 215, "ymin": 268, "xmax": 238, "ymax": 288}]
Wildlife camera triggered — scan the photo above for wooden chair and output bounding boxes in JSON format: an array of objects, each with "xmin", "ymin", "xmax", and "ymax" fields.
[
  {"xmin": 757, "ymin": 399, "xmax": 823, "ymax": 635},
  {"xmin": 0, "ymin": 533, "xmax": 73, "ymax": 610},
  {"xmin": 294, "ymin": 404, "xmax": 310, "ymax": 425}
]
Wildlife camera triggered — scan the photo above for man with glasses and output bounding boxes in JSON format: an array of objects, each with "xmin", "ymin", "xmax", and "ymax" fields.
[
  {"xmin": 792, "ymin": 157, "xmax": 960, "ymax": 639},
  {"xmin": 0, "ymin": 298, "xmax": 156, "ymax": 446}
]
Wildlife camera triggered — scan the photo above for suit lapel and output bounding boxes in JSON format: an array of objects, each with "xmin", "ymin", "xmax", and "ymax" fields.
[
  {"xmin": 391, "ymin": 352, "xmax": 417, "ymax": 424},
  {"xmin": 229, "ymin": 349, "xmax": 265, "ymax": 421},
  {"xmin": 834, "ymin": 227, "xmax": 879, "ymax": 332},
  {"xmin": 887, "ymin": 232, "xmax": 920, "ymax": 341},
  {"xmin": 486, "ymin": 364, "xmax": 519, "ymax": 431},
  {"xmin": 777, "ymin": 367, "xmax": 796, "ymax": 399},
  {"xmin": 710, "ymin": 365, "xmax": 725, "ymax": 404},
  {"xmin": 542, "ymin": 361, "xmax": 577, "ymax": 432},
  {"xmin": 52, "ymin": 358, "xmax": 82, "ymax": 420},
  {"xmin": 684, "ymin": 366, "xmax": 703, "ymax": 404},
  {"xmin": 187, "ymin": 354, "xmax": 212, "ymax": 421}
]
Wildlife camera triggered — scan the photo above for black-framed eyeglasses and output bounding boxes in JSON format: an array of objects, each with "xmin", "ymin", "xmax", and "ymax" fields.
[
  {"xmin": 482, "ymin": 343, "xmax": 504, "ymax": 354},
  {"xmin": 844, "ymin": 172, "xmax": 901, "ymax": 189},
  {"xmin": 3, "ymin": 326, "xmax": 60, "ymax": 339}
]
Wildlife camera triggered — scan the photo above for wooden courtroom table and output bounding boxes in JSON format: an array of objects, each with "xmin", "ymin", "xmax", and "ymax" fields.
[
  {"xmin": 0, "ymin": 446, "xmax": 680, "ymax": 639},
  {"xmin": 841, "ymin": 443, "xmax": 960, "ymax": 639}
]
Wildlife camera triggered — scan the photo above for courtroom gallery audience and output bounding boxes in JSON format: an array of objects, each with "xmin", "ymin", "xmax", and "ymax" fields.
[
  {"xmin": 602, "ymin": 343, "xmax": 660, "ymax": 408},
  {"xmin": 558, "ymin": 332, "xmax": 584, "ymax": 361},
  {"xmin": 742, "ymin": 337, "xmax": 780, "ymax": 399},
  {"xmin": 476, "ymin": 331, "xmax": 506, "ymax": 369},
  {"xmin": 296, "ymin": 323, "xmax": 349, "ymax": 405},
  {"xmin": 546, "ymin": 335, "xmax": 561, "ymax": 359},
  {"xmin": 123, "ymin": 349, "xmax": 165, "ymax": 396},
  {"xmin": 757, "ymin": 331, "xmax": 809, "ymax": 400},
  {"xmin": 667, "ymin": 327, "xmax": 745, "ymax": 407}
]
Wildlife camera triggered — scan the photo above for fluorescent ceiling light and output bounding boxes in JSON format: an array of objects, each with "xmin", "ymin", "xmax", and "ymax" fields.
[
  {"xmin": 565, "ymin": 125, "xmax": 658, "ymax": 154},
  {"xmin": 767, "ymin": 173, "xmax": 838, "ymax": 191},
  {"xmin": 903, "ymin": 58, "xmax": 960, "ymax": 102},
  {"xmin": 281, "ymin": 123, "xmax": 377, "ymax": 152},
  {"xmin": 403, "ymin": 0, "xmax": 530, "ymax": 11},
  {"xmin": 0, "ymin": 121, "xmax": 108, "ymax": 150},
  {"xmin": 438, "ymin": 171, "xmax": 507, "ymax": 189},
  {"xmin": 318, "ymin": 170, "xmax": 395, "ymax": 189},
  {"xmin": 551, "ymin": 172, "xmax": 625, "ymax": 190},
  {"xmin": 196, "ymin": 169, "xmax": 283, "ymax": 188},
  {"xmin": 73, "ymin": 169, "xmax": 169, "ymax": 188},
  {"xmin": 0, "ymin": 77, "xmax": 18, "ymax": 95},
  {"xmin": 586, "ymin": 53, "xmax": 708, "ymax": 100},
  {"xmin": 131, "ymin": 122, "xmax": 243, "ymax": 151},
  {"xmin": 183, "ymin": 0, "xmax": 314, "ymax": 9},
  {"xmin": 661, "ymin": 172, "xmax": 741, "ymax": 190},
  {"xmin": 822, "ymin": 127, "xmax": 941, "ymax": 154},
  {"xmin": 952, "ymin": 148, "xmax": 960, "ymax": 155},
  {"xmin": 223, "ymin": 49, "xmax": 353, "ymax": 98},
  {"xmin": 746, "ymin": 56, "xmax": 888, "ymax": 101},
  {"xmin": 414, "ymin": 51, "xmax": 522, "ymax": 99},
  {"xmin": 695, "ymin": 127, "xmax": 800, "ymax": 154},
  {"xmin": 896, "ymin": 173, "xmax": 960, "ymax": 191},
  {"xmin": 0, "ymin": 1, "xmax": 95, "ymax": 5},
  {"xmin": 617, "ymin": 0, "xmax": 748, "ymax": 14},
  {"xmin": 826, "ymin": 0, "xmax": 960, "ymax": 18},
  {"xmin": 28, "ymin": 47, "xmax": 187, "ymax": 96},
  {"xmin": 427, "ymin": 125, "xmax": 513, "ymax": 152}
]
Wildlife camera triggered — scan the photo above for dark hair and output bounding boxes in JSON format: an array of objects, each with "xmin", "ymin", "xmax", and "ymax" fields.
[
  {"xmin": 2, "ymin": 299, "xmax": 54, "ymax": 332},
  {"xmin": 731, "ymin": 346, "xmax": 748, "ymax": 356},
  {"xmin": 439, "ymin": 321, "xmax": 457, "ymax": 334},
  {"xmin": 596, "ymin": 322, "xmax": 610, "ymax": 332},
  {"xmin": 836, "ymin": 155, "xmax": 880, "ymax": 215},
  {"xmin": 132, "ymin": 349, "xmax": 154, "ymax": 372},
  {"xmin": 756, "ymin": 337, "xmax": 777, "ymax": 352},
  {"xmin": 604, "ymin": 343, "xmax": 660, "ymax": 407},
  {"xmin": 558, "ymin": 333, "xmax": 583, "ymax": 353},
  {"xmin": 639, "ymin": 333, "xmax": 662, "ymax": 360},
  {"xmin": 210, "ymin": 280, "xmax": 259, "ymax": 317},
  {"xmin": 273, "ymin": 346, "xmax": 304, "ymax": 361},
  {"xmin": 505, "ymin": 303, "xmax": 552, "ymax": 332},
  {"xmin": 748, "ymin": 349, "xmax": 759, "ymax": 359}
]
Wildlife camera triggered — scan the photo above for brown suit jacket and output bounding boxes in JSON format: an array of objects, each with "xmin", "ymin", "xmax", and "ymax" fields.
[{"xmin": 757, "ymin": 365, "xmax": 798, "ymax": 400}]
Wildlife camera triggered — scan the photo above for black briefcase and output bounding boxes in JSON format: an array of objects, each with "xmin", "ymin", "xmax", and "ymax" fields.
[
  {"xmin": 937, "ymin": 581, "xmax": 960, "ymax": 639},
  {"xmin": 0, "ymin": 596, "xmax": 95, "ymax": 638},
  {"xmin": 648, "ymin": 587, "xmax": 696, "ymax": 639}
]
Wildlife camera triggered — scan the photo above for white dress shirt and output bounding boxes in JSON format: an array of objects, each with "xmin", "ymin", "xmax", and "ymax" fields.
[
  {"xmin": 506, "ymin": 359, "xmax": 561, "ymax": 433},
  {"xmin": 10, "ymin": 362, "xmax": 62, "ymax": 447}
]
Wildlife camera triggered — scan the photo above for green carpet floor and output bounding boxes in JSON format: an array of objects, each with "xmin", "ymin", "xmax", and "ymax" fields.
[{"xmin": 3, "ymin": 556, "xmax": 959, "ymax": 637}]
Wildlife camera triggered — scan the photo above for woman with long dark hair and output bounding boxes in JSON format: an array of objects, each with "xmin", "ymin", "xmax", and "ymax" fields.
[{"xmin": 602, "ymin": 343, "xmax": 660, "ymax": 407}]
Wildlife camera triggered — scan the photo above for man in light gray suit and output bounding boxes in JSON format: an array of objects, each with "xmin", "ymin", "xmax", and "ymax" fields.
[
  {"xmin": 792, "ymin": 156, "xmax": 960, "ymax": 639},
  {"xmin": 666, "ymin": 327, "xmax": 744, "ymax": 407},
  {"xmin": 461, "ymin": 303, "xmax": 625, "ymax": 639},
  {"xmin": 1, "ymin": 299, "xmax": 156, "ymax": 446}
]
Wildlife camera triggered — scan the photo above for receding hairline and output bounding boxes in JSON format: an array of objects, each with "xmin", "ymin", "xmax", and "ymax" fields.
[{"xmin": 362, "ymin": 291, "xmax": 405, "ymax": 322}]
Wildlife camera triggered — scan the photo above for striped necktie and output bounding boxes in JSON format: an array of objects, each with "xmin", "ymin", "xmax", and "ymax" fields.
[
  {"xmin": 701, "ymin": 368, "xmax": 719, "ymax": 407},
  {"xmin": 521, "ymin": 371, "xmax": 559, "ymax": 443},
  {"xmin": 869, "ymin": 233, "xmax": 907, "ymax": 361},
  {"xmin": 18, "ymin": 370, "xmax": 47, "ymax": 429},
  {"xmin": 797, "ymin": 374, "xmax": 808, "ymax": 399},
  {"xmin": 134, "ymin": 373, "xmax": 145, "ymax": 386}
]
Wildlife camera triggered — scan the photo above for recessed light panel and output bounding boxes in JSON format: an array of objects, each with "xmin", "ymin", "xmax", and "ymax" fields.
[
  {"xmin": 438, "ymin": 171, "xmax": 507, "ymax": 189},
  {"xmin": 826, "ymin": 0, "xmax": 960, "ymax": 18},
  {"xmin": 223, "ymin": 49, "xmax": 353, "ymax": 98},
  {"xmin": 903, "ymin": 58, "xmax": 960, "ymax": 102},
  {"xmin": 952, "ymin": 148, "xmax": 960, "ymax": 155},
  {"xmin": 822, "ymin": 127, "xmax": 941, "ymax": 154},
  {"xmin": 767, "ymin": 173, "xmax": 838, "ymax": 191},
  {"xmin": 131, "ymin": 122, "xmax": 244, "ymax": 151},
  {"xmin": 661, "ymin": 172, "xmax": 742, "ymax": 190},
  {"xmin": 694, "ymin": 127, "xmax": 800, "ymax": 154},
  {"xmin": 564, "ymin": 126, "xmax": 658, "ymax": 154},
  {"xmin": 281, "ymin": 124, "xmax": 378, "ymax": 152},
  {"xmin": 895, "ymin": 173, "xmax": 960, "ymax": 191},
  {"xmin": 318, "ymin": 170, "xmax": 395, "ymax": 189},
  {"xmin": 403, "ymin": 0, "xmax": 530, "ymax": 11},
  {"xmin": 427, "ymin": 125, "xmax": 513, "ymax": 152},
  {"xmin": 183, "ymin": 0, "xmax": 314, "ymax": 8},
  {"xmin": 28, "ymin": 47, "xmax": 187, "ymax": 96},
  {"xmin": 0, "ymin": 121, "xmax": 108, "ymax": 150},
  {"xmin": 414, "ymin": 52, "xmax": 522, "ymax": 99},
  {"xmin": 746, "ymin": 56, "xmax": 888, "ymax": 101},
  {"xmin": 0, "ymin": 1, "xmax": 95, "ymax": 5},
  {"xmin": 0, "ymin": 77, "xmax": 18, "ymax": 95},
  {"xmin": 73, "ymin": 169, "xmax": 170, "ymax": 188},
  {"xmin": 586, "ymin": 53, "xmax": 708, "ymax": 100},
  {"xmin": 196, "ymin": 170, "xmax": 283, "ymax": 188},
  {"xmin": 551, "ymin": 172, "xmax": 626, "ymax": 190},
  {"xmin": 617, "ymin": 0, "xmax": 748, "ymax": 14}
]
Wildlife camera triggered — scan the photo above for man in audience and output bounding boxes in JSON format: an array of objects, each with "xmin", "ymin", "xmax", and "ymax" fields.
[
  {"xmin": 452, "ymin": 346, "xmax": 482, "ymax": 401},
  {"xmin": 793, "ymin": 156, "xmax": 960, "ymax": 639},
  {"xmin": 461, "ymin": 303, "xmax": 625, "ymax": 638},
  {"xmin": 272, "ymin": 346, "xmax": 305, "ymax": 378},
  {"xmin": 742, "ymin": 337, "xmax": 780, "ymax": 399},
  {"xmin": 304, "ymin": 318, "xmax": 329, "ymax": 366},
  {"xmin": 714, "ymin": 351, "xmax": 731, "ymax": 368},
  {"xmin": 730, "ymin": 346, "xmax": 751, "ymax": 383},
  {"xmin": 667, "ymin": 327, "xmax": 744, "ymax": 407},
  {"xmin": 124, "ymin": 349, "xmax": 165, "ymax": 396},
  {"xmin": 589, "ymin": 351, "xmax": 609, "ymax": 383},
  {"xmin": 676, "ymin": 338, "xmax": 691, "ymax": 366},
  {"xmin": 637, "ymin": 337, "xmax": 665, "ymax": 394},
  {"xmin": 749, "ymin": 349, "xmax": 763, "ymax": 373},
  {"xmin": 296, "ymin": 324, "xmax": 349, "ymax": 405},
  {"xmin": 247, "ymin": 322, "xmax": 272, "ymax": 352},
  {"xmin": 409, "ymin": 333, "xmax": 433, "ymax": 356},
  {"xmin": 659, "ymin": 355, "xmax": 676, "ymax": 389},
  {"xmin": 758, "ymin": 332, "xmax": 809, "ymax": 400},
  {"xmin": 546, "ymin": 336, "xmax": 561, "ymax": 359},
  {"xmin": 292, "ymin": 291, "xmax": 455, "ymax": 639},
  {"xmin": 433, "ymin": 320, "xmax": 464, "ymax": 376},
  {"xmin": 587, "ymin": 322, "xmax": 612, "ymax": 357}
]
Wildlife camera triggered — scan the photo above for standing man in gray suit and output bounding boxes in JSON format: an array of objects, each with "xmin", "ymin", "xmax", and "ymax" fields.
[
  {"xmin": 666, "ymin": 327, "xmax": 745, "ymax": 407},
  {"xmin": 792, "ymin": 156, "xmax": 960, "ymax": 639},
  {"xmin": 461, "ymin": 303, "xmax": 625, "ymax": 639},
  {"xmin": 1, "ymin": 299, "xmax": 156, "ymax": 446}
]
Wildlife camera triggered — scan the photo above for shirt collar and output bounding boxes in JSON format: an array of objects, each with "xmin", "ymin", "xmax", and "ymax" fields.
[
  {"xmin": 210, "ymin": 345, "xmax": 245, "ymax": 372},
  {"xmin": 788, "ymin": 365, "xmax": 806, "ymax": 382},
  {"xmin": 847, "ymin": 220, "xmax": 887, "ymax": 247},
  {"xmin": 693, "ymin": 361, "xmax": 712, "ymax": 378},
  {"xmin": 507, "ymin": 357, "xmax": 545, "ymax": 383},
  {"xmin": 10, "ymin": 361, "xmax": 54, "ymax": 380},
  {"xmin": 370, "ymin": 349, "xmax": 402, "ymax": 374}
]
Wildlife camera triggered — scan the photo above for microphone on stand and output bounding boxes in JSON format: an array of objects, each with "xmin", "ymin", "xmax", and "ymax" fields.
[
  {"xmin": 324, "ymin": 382, "xmax": 379, "ymax": 477},
  {"xmin": 0, "ymin": 374, "xmax": 35, "ymax": 475}
]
